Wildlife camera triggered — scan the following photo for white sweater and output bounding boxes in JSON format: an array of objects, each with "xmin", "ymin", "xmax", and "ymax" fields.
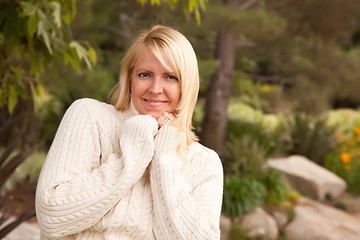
[{"xmin": 35, "ymin": 98, "xmax": 223, "ymax": 240}]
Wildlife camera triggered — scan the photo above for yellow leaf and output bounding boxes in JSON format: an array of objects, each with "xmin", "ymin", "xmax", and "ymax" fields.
[
  {"xmin": 8, "ymin": 84, "xmax": 18, "ymax": 113},
  {"xmin": 88, "ymin": 48, "xmax": 97, "ymax": 65}
]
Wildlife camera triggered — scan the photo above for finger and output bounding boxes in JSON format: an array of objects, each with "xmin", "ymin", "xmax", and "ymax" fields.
[
  {"xmin": 158, "ymin": 113, "xmax": 175, "ymax": 128},
  {"xmin": 162, "ymin": 112, "xmax": 176, "ymax": 122}
]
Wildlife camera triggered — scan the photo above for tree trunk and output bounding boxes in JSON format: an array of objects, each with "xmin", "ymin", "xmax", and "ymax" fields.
[
  {"xmin": 200, "ymin": 0, "xmax": 261, "ymax": 156},
  {"xmin": 201, "ymin": 27, "xmax": 236, "ymax": 156}
]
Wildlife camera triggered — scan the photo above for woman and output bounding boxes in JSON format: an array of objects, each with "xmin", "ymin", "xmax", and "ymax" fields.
[{"xmin": 36, "ymin": 25, "xmax": 223, "ymax": 239}]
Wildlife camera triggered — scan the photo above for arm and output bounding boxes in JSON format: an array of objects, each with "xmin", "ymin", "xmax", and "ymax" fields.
[
  {"xmin": 150, "ymin": 126, "xmax": 224, "ymax": 240},
  {"xmin": 35, "ymin": 99, "xmax": 158, "ymax": 238}
]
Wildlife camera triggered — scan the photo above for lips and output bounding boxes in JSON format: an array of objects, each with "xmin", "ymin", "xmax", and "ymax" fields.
[
  {"xmin": 144, "ymin": 99, "xmax": 166, "ymax": 103},
  {"xmin": 144, "ymin": 98, "xmax": 167, "ymax": 106}
]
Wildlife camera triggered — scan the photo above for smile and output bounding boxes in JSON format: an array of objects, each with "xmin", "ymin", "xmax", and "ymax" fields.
[{"xmin": 144, "ymin": 99, "xmax": 167, "ymax": 106}]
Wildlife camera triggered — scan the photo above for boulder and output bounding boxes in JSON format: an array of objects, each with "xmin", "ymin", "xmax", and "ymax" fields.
[
  {"xmin": 265, "ymin": 155, "xmax": 346, "ymax": 201},
  {"xmin": 285, "ymin": 197, "xmax": 360, "ymax": 240},
  {"xmin": 240, "ymin": 207, "xmax": 278, "ymax": 240},
  {"xmin": 271, "ymin": 210, "xmax": 289, "ymax": 228}
]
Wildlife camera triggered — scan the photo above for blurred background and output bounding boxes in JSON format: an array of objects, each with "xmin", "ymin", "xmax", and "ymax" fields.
[{"xmin": 1, "ymin": 0, "xmax": 360, "ymax": 239}]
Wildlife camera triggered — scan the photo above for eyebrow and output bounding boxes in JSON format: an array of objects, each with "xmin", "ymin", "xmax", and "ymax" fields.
[{"xmin": 134, "ymin": 68, "xmax": 176, "ymax": 76}]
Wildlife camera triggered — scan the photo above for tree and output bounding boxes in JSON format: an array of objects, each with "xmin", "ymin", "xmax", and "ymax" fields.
[
  {"xmin": 201, "ymin": 0, "xmax": 262, "ymax": 156},
  {"xmin": 0, "ymin": 0, "xmax": 95, "ymax": 237}
]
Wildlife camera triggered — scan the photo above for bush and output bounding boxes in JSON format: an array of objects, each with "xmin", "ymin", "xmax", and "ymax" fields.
[
  {"xmin": 224, "ymin": 117, "xmax": 285, "ymax": 174},
  {"xmin": 260, "ymin": 170, "xmax": 292, "ymax": 205},
  {"xmin": 222, "ymin": 174, "xmax": 267, "ymax": 219},
  {"xmin": 324, "ymin": 125, "xmax": 360, "ymax": 193},
  {"xmin": 284, "ymin": 113, "xmax": 338, "ymax": 165},
  {"xmin": 222, "ymin": 171, "xmax": 296, "ymax": 220},
  {"xmin": 224, "ymin": 135, "xmax": 266, "ymax": 175}
]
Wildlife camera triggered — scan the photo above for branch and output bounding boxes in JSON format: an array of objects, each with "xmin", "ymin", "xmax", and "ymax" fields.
[{"xmin": 0, "ymin": 210, "xmax": 36, "ymax": 239}]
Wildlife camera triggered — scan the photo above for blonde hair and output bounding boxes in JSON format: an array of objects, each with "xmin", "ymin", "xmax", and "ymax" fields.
[{"xmin": 111, "ymin": 25, "xmax": 199, "ymax": 146}]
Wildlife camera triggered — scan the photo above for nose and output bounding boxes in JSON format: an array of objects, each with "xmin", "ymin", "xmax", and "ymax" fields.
[{"xmin": 149, "ymin": 78, "xmax": 163, "ymax": 94}]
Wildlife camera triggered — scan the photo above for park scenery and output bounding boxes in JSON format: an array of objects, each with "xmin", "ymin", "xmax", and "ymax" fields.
[{"xmin": 1, "ymin": 0, "xmax": 360, "ymax": 239}]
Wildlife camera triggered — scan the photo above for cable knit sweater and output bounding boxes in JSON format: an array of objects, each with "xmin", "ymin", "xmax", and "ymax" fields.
[{"xmin": 35, "ymin": 98, "xmax": 223, "ymax": 240}]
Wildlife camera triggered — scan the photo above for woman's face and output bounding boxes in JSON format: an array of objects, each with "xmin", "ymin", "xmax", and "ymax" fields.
[{"xmin": 131, "ymin": 47, "xmax": 181, "ymax": 119}]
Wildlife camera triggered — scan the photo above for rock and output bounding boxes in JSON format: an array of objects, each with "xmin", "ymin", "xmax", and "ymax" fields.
[
  {"xmin": 240, "ymin": 207, "xmax": 278, "ymax": 240},
  {"xmin": 337, "ymin": 192, "xmax": 360, "ymax": 214},
  {"xmin": 285, "ymin": 197, "xmax": 360, "ymax": 240},
  {"xmin": 265, "ymin": 155, "xmax": 346, "ymax": 201},
  {"xmin": 220, "ymin": 214, "xmax": 232, "ymax": 240},
  {"xmin": 272, "ymin": 210, "xmax": 288, "ymax": 228}
]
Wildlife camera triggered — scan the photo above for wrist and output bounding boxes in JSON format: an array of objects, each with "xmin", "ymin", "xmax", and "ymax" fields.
[
  {"xmin": 155, "ymin": 125, "xmax": 183, "ymax": 154},
  {"xmin": 122, "ymin": 115, "xmax": 158, "ymax": 139}
]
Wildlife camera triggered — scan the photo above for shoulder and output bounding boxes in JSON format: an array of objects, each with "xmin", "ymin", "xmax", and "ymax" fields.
[
  {"xmin": 187, "ymin": 142, "xmax": 223, "ymax": 175},
  {"xmin": 67, "ymin": 98, "xmax": 124, "ymax": 121},
  {"xmin": 69, "ymin": 98, "xmax": 112, "ymax": 112}
]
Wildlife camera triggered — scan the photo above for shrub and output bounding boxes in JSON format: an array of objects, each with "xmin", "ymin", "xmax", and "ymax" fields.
[
  {"xmin": 224, "ymin": 135, "xmax": 266, "ymax": 175},
  {"xmin": 222, "ymin": 174, "xmax": 267, "ymax": 219},
  {"xmin": 260, "ymin": 170, "xmax": 293, "ymax": 205},
  {"xmin": 284, "ymin": 113, "xmax": 338, "ymax": 165},
  {"xmin": 324, "ymin": 125, "xmax": 360, "ymax": 193}
]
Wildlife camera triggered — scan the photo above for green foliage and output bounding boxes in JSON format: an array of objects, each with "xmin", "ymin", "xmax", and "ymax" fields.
[
  {"xmin": 225, "ymin": 134, "xmax": 266, "ymax": 175},
  {"xmin": 260, "ymin": 170, "xmax": 292, "ymax": 205},
  {"xmin": 222, "ymin": 171, "xmax": 295, "ymax": 220},
  {"xmin": 33, "ymin": 88, "xmax": 63, "ymax": 145},
  {"xmin": 224, "ymin": 114, "xmax": 285, "ymax": 174},
  {"xmin": 231, "ymin": 78, "xmax": 283, "ymax": 113},
  {"xmin": 222, "ymin": 174, "xmax": 267, "ymax": 219},
  {"xmin": 324, "ymin": 124, "xmax": 360, "ymax": 193},
  {"xmin": 137, "ymin": 0, "xmax": 207, "ymax": 24},
  {"xmin": 0, "ymin": 0, "xmax": 96, "ymax": 113},
  {"xmin": 284, "ymin": 113, "xmax": 338, "ymax": 165}
]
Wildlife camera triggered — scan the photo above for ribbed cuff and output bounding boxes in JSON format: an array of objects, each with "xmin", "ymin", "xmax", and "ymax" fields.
[
  {"xmin": 122, "ymin": 115, "xmax": 158, "ymax": 139},
  {"xmin": 155, "ymin": 125, "xmax": 182, "ymax": 154}
]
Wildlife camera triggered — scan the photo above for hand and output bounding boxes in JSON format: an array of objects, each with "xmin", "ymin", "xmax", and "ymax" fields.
[{"xmin": 157, "ymin": 112, "xmax": 176, "ymax": 128}]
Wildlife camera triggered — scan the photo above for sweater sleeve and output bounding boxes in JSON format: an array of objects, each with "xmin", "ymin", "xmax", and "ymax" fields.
[
  {"xmin": 150, "ymin": 126, "xmax": 224, "ymax": 240},
  {"xmin": 35, "ymin": 99, "xmax": 158, "ymax": 238}
]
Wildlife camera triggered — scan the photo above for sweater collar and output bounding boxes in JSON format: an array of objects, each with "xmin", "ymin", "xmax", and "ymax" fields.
[{"xmin": 123, "ymin": 100, "xmax": 140, "ymax": 120}]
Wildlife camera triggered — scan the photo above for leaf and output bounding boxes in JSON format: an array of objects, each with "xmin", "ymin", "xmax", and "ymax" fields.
[
  {"xmin": 62, "ymin": 13, "xmax": 71, "ymax": 25},
  {"xmin": 88, "ymin": 47, "xmax": 97, "ymax": 65},
  {"xmin": 11, "ymin": 75, "xmax": 26, "ymax": 99},
  {"xmin": 37, "ymin": 21, "xmax": 53, "ymax": 54},
  {"xmin": 8, "ymin": 84, "xmax": 18, "ymax": 113},
  {"xmin": 29, "ymin": 54, "xmax": 41, "ymax": 76},
  {"xmin": 50, "ymin": 1, "xmax": 62, "ymax": 28},
  {"xmin": 33, "ymin": 84, "xmax": 44, "ymax": 97},
  {"xmin": 195, "ymin": 8, "xmax": 201, "ymax": 25},
  {"xmin": 199, "ymin": 0, "xmax": 206, "ymax": 11},
  {"xmin": 63, "ymin": 48, "xmax": 80, "ymax": 72},
  {"xmin": 150, "ymin": 0, "xmax": 161, "ymax": 5},
  {"xmin": 27, "ymin": 14, "xmax": 39, "ymax": 36},
  {"xmin": 20, "ymin": 1, "xmax": 37, "ymax": 16},
  {"xmin": 188, "ymin": 0, "xmax": 197, "ymax": 13},
  {"xmin": 69, "ymin": 41, "xmax": 92, "ymax": 69}
]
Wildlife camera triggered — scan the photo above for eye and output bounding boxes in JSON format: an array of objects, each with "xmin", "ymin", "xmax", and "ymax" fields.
[
  {"xmin": 167, "ymin": 75, "xmax": 178, "ymax": 81},
  {"xmin": 138, "ymin": 72, "xmax": 150, "ymax": 78}
]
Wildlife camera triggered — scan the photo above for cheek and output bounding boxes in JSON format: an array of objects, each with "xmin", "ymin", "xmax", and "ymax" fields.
[{"xmin": 172, "ymin": 86, "xmax": 181, "ymax": 105}]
